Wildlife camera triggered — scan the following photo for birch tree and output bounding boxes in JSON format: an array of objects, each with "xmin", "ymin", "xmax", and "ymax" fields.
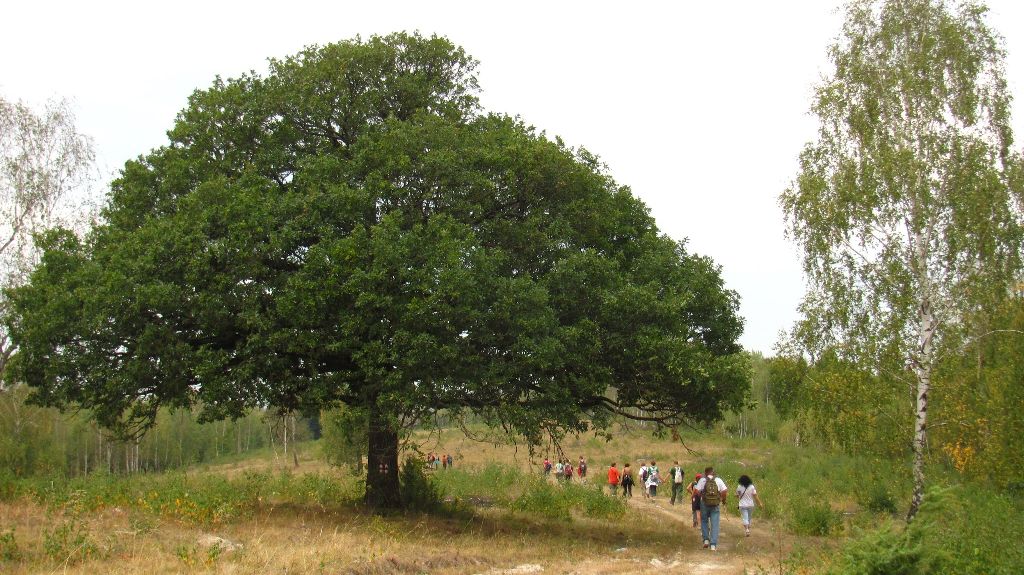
[
  {"xmin": 0, "ymin": 95, "xmax": 94, "ymax": 379},
  {"xmin": 781, "ymin": 0, "xmax": 1024, "ymax": 520}
]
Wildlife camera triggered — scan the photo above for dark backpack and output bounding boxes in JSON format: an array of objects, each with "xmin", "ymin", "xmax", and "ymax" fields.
[{"xmin": 702, "ymin": 476, "xmax": 721, "ymax": 507}]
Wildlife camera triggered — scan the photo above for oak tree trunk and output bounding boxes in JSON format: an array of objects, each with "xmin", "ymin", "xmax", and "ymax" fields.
[{"xmin": 364, "ymin": 404, "xmax": 401, "ymax": 508}]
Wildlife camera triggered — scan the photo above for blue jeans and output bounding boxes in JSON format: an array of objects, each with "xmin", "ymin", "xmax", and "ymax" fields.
[
  {"xmin": 701, "ymin": 502, "xmax": 721, "ymax": 545},
  {"xmin": 740, "ymin": 506, "xmax": 753, "ymax": 526}
]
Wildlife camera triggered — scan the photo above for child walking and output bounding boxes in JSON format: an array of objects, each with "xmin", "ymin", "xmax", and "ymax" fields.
[
  {"xmin": 736, "ymin": 474, "xmax": 764, "ymax": 537},
  {"xmin": 688, "ymin": 473, "xmax": 703, "ymax": 528}
]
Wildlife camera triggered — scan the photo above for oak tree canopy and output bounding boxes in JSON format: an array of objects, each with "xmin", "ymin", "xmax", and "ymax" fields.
[{"xmin": 5, "ymin": 33, "xmax": 748, "ymax": 507}]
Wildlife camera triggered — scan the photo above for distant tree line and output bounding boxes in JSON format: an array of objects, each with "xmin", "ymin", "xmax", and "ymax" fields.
[
  {"xmin": 0, "ymin": 384, "xmax": 317, "ymax": 477},
  {"xmin": 720, "ymin": 294, "xmax": 1024, "ymax": 492}
]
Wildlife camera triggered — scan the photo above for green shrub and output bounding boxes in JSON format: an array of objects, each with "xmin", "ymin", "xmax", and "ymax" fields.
[
  {"xmin": 400, "ymin": 458, "xmax": 444, "ymax": 512},
  {"xmin": 563, "ymin": 482, "xmax": 626, "ymax": 519},
  {"xmin": 825, "ymin": 485, "xmax": 1024, "ymax": 575},
  {"xmin": 0, "ymin": 529, "xmax": 21, "ymax": 562},
  {"xmin": 42, "ymin": 519, "xmax": 99, "ymax": 564},
  {"xmin": 0, "ymin": 469, "xmax": 19, "ymax": 502},
  {"xmin": 860, "ymin": 483, "xmax": 898, "ymax": 515},
  {"xmin": 826, "ymin": 523, "xmax": 925, "ymax": 575},
  {"xmin": 912, "ymin": 486, "xmax": 1024, "ymax": 574},
  {"xmin": 789, "ymin": 501, "xmax": 842, "ymax": 536},
  {"xmin": 510, "ymin": 479, "xmax": 568, "ymax": 519}
]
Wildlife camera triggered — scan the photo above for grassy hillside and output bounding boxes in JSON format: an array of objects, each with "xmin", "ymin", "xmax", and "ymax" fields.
[{"xmin": 0, "ymin": 425, "xmax": 1020, "ymax": 574}]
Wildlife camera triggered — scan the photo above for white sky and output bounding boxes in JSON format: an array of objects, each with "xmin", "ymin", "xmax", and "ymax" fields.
[{"xmin": 3, "ymin": 0, "xmax": 1023, "ymax": 354}]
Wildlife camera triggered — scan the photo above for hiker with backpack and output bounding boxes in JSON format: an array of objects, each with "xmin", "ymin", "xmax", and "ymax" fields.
[
  {"xmin": 645, "ymin": 461, "xmax": 661, "ymax": 497},
  {"xmin": 668, "ymin": 461, "xmax": 685, "ymax": 505},
  {"xmin": 620, "ymin": 463, "xmax": 634, "ymax": 497},
  {"xmin": 696, "ymin": 466, "xmax": 728, "ymax": 551},
  {"xmin": 736, "ymin": 474, "xmax": 764, "ymax": 537},
  {"xmin": 638, "ymin": 463, "xmax": 649, "ymax": 498}
]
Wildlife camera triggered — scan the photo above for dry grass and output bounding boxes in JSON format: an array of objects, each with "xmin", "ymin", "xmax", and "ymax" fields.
[{"xmin": 0, "ymin": 426, "xmax": 816, "ymax": 574}]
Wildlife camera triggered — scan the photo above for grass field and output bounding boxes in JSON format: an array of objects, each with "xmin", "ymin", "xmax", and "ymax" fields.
[{"xmin": 2, "ymin": 422, "xmax": 1005, "ymax": 574}]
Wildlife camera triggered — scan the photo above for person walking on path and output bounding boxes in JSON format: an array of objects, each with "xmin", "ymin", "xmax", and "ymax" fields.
[
  {"xmin": 638, "ymin": 464, "xmax": 649, "ymax": 498},
  {"xmin": 688, "ymin": 474, "xmax": 703, "ymax": 528},
  {"xmin": 696, "ymin": 466, "xmax": 728, "ymax": 551},
  {"xmin": 607, "ymin": 463, "xmax": 620, "ymax": 495},
  {"xmin": 648, "ymin": 461, "xmax": 661, "ymax": 498},
  {"xmin": 736, "ymin": 474, "xmax": 764, "ymax": 537},
  {"xmin": 646, "ymin": 461, "xmax": 661, "ymax": 498},
  {"xmin": 621, "ymin": 463, "xmax": 634, "ymax": 497},
  {"xmin": 668, "ymin": 461, "xmax": 685, "ymax": 505}
]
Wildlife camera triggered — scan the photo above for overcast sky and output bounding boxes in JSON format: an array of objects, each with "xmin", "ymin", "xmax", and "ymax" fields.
[{"xmin": 3, "ymin": 0, "xmax": 1023, "ymax": 354}]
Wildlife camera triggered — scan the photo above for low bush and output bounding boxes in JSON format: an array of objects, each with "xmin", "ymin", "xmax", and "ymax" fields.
[
  {"xmin": 42, "ymin": 519, "xmax": 100, "ymax": 564},
  {"xmin": 789, "ymin": 500, "xmax": 842, "ymax": 536},
  {"xmin": 859, "ymin": 483, "xmax": 898, "ymax": 515},
  {"xmin": 825, "ymin": 485, "xmax": 1024, "ymax": 575},
  {"xmin": 400, "ymin": 458, "xmax": 445, "ymax": 512},
  {"xmin": 0, "ymin": 529, "xmax": 21, "ymax": 562}
]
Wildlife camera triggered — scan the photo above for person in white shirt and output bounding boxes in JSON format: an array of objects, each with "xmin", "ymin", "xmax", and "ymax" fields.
[
  {"xmin": 695, "ymin": 466, "xmax": 728, "ymax": 551},
  {"xmin": 736, "ymin": 474, "xmax": 764, "ymax": 537}
]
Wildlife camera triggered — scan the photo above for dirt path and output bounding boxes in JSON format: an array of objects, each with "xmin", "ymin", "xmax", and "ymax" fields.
[{"xmin": 574, "ymin": 492, "xmax": 783, "ymax": 575}]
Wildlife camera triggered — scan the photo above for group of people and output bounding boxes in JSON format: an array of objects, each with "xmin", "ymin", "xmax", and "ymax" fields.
[
  {"xmin": 542, "ymin": 456, "xmax": 588, "ymax": 481},
  {"xmin": 605, "ymin": 460, "xmax": 683, "ymax": 499},
  {"xmin": 607, "ymin": 462, "xmax": 765, "ymax": 551},
  {"xmin": 425, "ymin": 452, "xmax": 453, "ymax": 469}
]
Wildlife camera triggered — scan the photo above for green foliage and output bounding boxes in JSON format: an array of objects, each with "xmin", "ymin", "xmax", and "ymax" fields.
[
  {"xmin": 826, "ymin": 524, "xmax": 925, "ymax": 575},
  {"xmin": 789, "ymin": 501, "xmax": 842, "ymax": 536},
  {"xmin": 786, "ymin": 351, "xmax": 910, "ymax": 458},
  {"xmin": 42, "ymin": 519, "xmax": 99, "ymax": 564},
  {"xmin": 931, "ymin": 298, "xmax": 1024, "ymax": 488},
  {"xmin": 781, "ymin": 0, "xmax": 1024, "ymax": 518},
  {"xmin": 433, "ymin": 463, "xmax": 625, "ymax": 521},
  {"xmin": 0, "ymin": 383, "xmax": 288, "ymax": 478},
  {"xmin": 0, "ymin": 468, "xmax": 20, "ymax": 501},
  {"xmin": 399, "ymin": 458, "xmax": 445, "ymax": 513},
  {"xmin": 859, "ymin": 482, "xmax": 898, "ymax": 515},
  {"xmin": 175, "ymin": 544, "xmax": 198, "ymax": 568},
  {"xmin": 782, "ymin": 0, "xmax": 1024, "ymax": 366},
  {"xmin": 322, "ymin": 406, "xmax": 368, "ymax": 472},
  {"xmin": 826, "ymin": 485, "xmax": 1024, "ymax": 575},
  {"xmin": 0, "ymin": 529, "xmax": 21, "ymax": 562},
  {"xmin": 508, "ymin": 477, "xmax": 624, "ymax": 520},
  {"xmin": 719, "ymin": 352, "xmax": 785, "ymax": 441},
  {"xmin": 2, "ymin": 467, "xmax": 359, "ymax": 527}
]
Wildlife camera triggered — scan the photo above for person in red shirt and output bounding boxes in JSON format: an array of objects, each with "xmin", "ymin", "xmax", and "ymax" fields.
[{"xmin": 607, "ymin": 463, "xmax": 620, "ymax": 495}]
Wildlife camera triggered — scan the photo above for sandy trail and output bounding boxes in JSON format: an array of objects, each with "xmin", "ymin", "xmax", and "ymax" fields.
[{"xmin": 566, "ymin": 491, "xmax": 782, "ymax": 575}]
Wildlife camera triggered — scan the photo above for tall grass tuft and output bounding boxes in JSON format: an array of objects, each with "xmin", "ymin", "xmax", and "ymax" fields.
[{"xmin": 433, "ymin": 463, "xmax": 625, "ymax": 520}]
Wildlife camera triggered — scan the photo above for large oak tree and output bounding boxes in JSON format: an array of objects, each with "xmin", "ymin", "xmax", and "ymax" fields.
[{"xmin": 5, "ymin": 33, "xmax": 748, "ymax": 507}]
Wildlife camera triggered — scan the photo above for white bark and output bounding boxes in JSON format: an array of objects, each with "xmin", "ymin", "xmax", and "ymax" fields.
[{"xmin": 909, "ymin": 227, "xmax": 938, "ymax": 521}]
